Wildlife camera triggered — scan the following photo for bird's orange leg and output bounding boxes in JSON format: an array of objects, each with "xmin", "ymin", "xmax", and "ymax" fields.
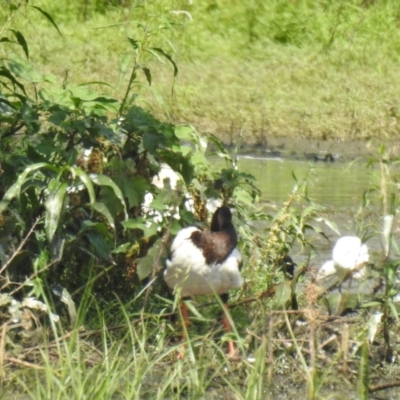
[
  {"xmin": 222, "ymin": 303, "xmax": 236, "ymax": 357},
  {"xmin": 177, "ymin": 301, "xmax": 190, "ymax": 359}
]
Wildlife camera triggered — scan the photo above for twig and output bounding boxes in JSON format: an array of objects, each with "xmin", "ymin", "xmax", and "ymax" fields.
[
  {"xmin": 272, "ymin": 338, "xmax": 309, "ymax": 343},
  {"xmin": 318, "ymin": 334, "xmax": 338, "ymax": 351},
  {"xmin": 8, "ymin": 259, "xmax": 60, "ymax": 295},
  {"xmin": 229, "ymin": 286, "xmax": 276, "ymax": 308},
  {"xmin": 0, "ymin": 217, "xmax": 42, "ymax": 277},
  {"xmin": 369, "ymin": 381, "xmax": 400, "ymax": 393},
  {"xmin": 4, "ymin": 357, "xmax": 45, "ymax": 370},
  {"xmin": 316, "ymin": 261, "xmax": 369, "ymax": 301}
]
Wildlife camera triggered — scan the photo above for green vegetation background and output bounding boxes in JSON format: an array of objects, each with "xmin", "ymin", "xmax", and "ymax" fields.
[{"xmin": 5, "ymin": 0, "xmax": 400, "ymax": 144}]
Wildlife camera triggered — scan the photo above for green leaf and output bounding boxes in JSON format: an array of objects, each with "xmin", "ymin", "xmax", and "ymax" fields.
[
  {"xmin": 69, "ymin": 166, "xmax": 96, "ymax": 210},
  {"xmin": 207, "ymin": 134, "xmax": 230, "ymax": 156},
  {"xmin": 112, "ymin": 242, "xmax": 131, "ymax": 254},
  {"xmin": 48, "ymin": 109, "xmax": 67, "ymax": 126},
  {"xmin": 174, "ymin": 125, "xmax": 199, "ymax": 143},
  {"xmin": 177, "ymin": 145, "xmax": 192, "ymax": 157},
  {"xmin": 122, "ymin": 218, "xmax": 159, "ymax": 238},
  {"xmin": 121, "ymin": 176, "xmax": 148, "ymax": 208},
  {"xmin": 78, "ymin": 81, "xmax": 115, "ymax": 89},
  {"xmin": 9, "ymin": 64, "xmax": 47, "ymax": 85},
  {"xmin": 233, "ymin": 187, "xmax": 255, "ymax": 206},
  {"xmin": 191, "ymin": 151, "xmax": 208, "ymax": 166},
  {"xmin": 0, "ymin": 162, "xmax": 51, "ymax": 214},
  {"xmin": 170, "ymin": 219, "xmax": 182, "ymax": 235},
  {"xmin": 45, "ymin": 180, "xmax": 68, "ymax": 242},
  {"xmin": 85, "ymin": 232, "xmax": 113, "ymax": 261},
  {"xmin": 9, "ymin": 29, "xmax": 29, "ymax": 59},
  {"xmin": 272, "ymin": 282, "xmax": 292, "ymax": 309},
  {"xmin": 87, "ymin": 96, "xmax": 118, "ymax": 104},
  {"xmin": 136, "ymin": 238, "xmax": 163, "ymax": 280},
  {"xmin": 143, "ymin": 131, "xmax": 164, "ymax": 152},
  {"xmin": 0, "ymin": 66, "xmax": 26, "ymax": 94},
  {"xmin": 142, "ymin": 67, "xmax": 151, "ymax": 85},
  {"xmin": 29, "ymin": 6, "xmax": 63, "ymax": 38},
  {"xmin": 360, "ymin": 301, "xmax": 383, "ymax": 308},
  {"xmin": 147, "ymin": 47, "xmax": 178, "ymax": 76},
  {"xmin": 93, "ymin": 201, "xmax": 115, "ymax": 229},
  {"xmin": 122, "ymin": 219, "xmax": 147, "ymax": 230},
  {"xmin": 89, "ymin": 174, "xmax": 128, "ymax": 220},
  {"xmin": 51, "ymin": 285, "xmax": 76, "ymax": 326},
  {"xmin": 127, "ymin": 37, "xmax": 139, "ymax": 50},
  {"xmin": 316, "ymin": 217, "xmax": 341, "ymax": 236},
  {"xmin": 79, "ymin": 220, "xmax": 109, "ymax": 235}
]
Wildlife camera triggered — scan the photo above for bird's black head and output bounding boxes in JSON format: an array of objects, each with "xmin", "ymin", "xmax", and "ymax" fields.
[{"xmin": 210, "ymin": 206, "xmax": 233, "ymax": 232}]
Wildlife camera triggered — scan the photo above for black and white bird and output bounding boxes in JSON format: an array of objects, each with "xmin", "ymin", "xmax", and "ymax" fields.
[
  {"xmin": 164, "ymin": 206, "xmax": 243, "ymax": 357},
  {"xmin": 318, "ymin": 236, "xmax": 369, "ymax": 281}
]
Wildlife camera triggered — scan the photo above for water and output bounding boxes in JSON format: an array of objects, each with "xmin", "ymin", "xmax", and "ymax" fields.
[
  {"xmin": 217, "ymin": 155, "xmax": 384, "ymax": 268},
  {"xmin": 236, "ymin": 155, "xmax": 377, "ymax": 209}
]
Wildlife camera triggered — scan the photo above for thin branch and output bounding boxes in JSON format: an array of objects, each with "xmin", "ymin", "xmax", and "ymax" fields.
[
  {"xmin": 0, "ymin": 217, "xmax": 42, "ymax": 277},
  {"xmin": 316, "ymin": 261, "xmax": 369, "ymax": 301},
  {"xmin": 4, "ymin": 357, "xmax": 45, "ymax": 370},
  {"xmin": 369, "ymin": 381, "xmax": 400, "ymax": 393},
  {"xmin": 8, "ymin": 258, "xmax": 60, "ymax": 295},
  {"xmin": 2, "ymin": 123, "xmax": 26, "ymax": 139}
]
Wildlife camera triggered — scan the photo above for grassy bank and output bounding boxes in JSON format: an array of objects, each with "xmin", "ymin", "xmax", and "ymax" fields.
[{"xmin": 2, "ymin": 0, "xmax": 400, "ymax": 144}]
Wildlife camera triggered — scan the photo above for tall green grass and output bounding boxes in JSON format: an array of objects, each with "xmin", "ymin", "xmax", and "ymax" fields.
[
  {"xmin": 3, "ymin": 298, "xmax": 273, "ymax": 400},
  {"xmin": 2, "ymin": 0, "xmax": 400, "ymax": 144}
]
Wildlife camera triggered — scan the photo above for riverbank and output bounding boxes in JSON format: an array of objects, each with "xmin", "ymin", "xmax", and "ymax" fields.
[
  {"xmin": 242, "ymin": 136, "xmax": 382, "ymax": 162},
  {"xmin": 223, "ymin": 135, "xmax": 389, "ymax": 162}
]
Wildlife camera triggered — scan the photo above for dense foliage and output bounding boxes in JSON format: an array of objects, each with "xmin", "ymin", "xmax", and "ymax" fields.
[{"xmin": 0, "ymin": 1, "xmax": 266, "ymax": 308}]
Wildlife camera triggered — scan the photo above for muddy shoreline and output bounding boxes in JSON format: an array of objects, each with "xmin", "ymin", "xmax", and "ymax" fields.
[{"xmin": 234, "ymin": 136, "xmax": 391, "ymax": 162}]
